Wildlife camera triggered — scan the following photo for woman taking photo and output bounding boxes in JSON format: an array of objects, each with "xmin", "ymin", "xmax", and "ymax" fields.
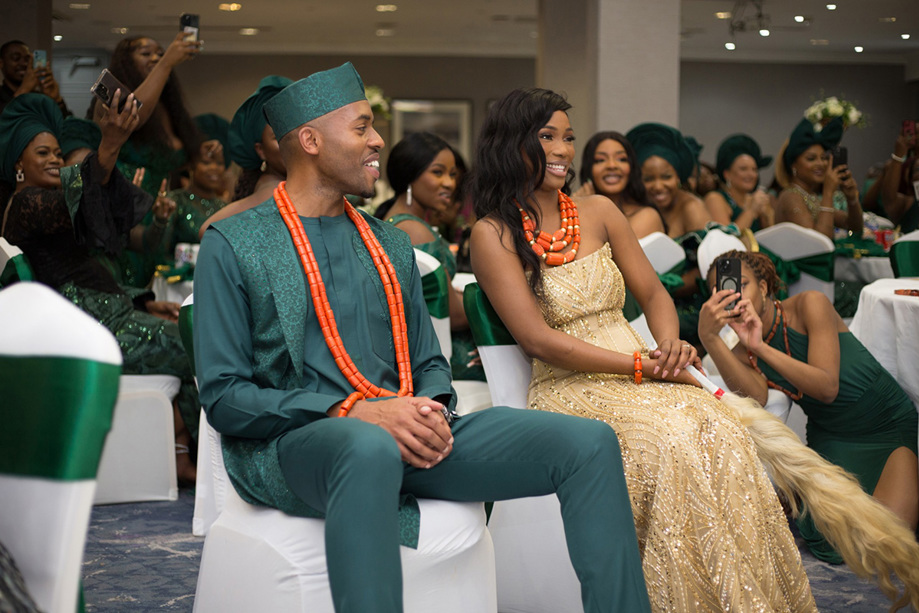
[
  {"xmin": 705, "ymin": 134, "xmax": 774, "ymax": 231},
  {"xmin": 574, "ymin": 131, "xmax": 663, "ymax": 238},
  {"xmin": 468, "ymin": 87, "xmax": 919, "ymax": 612}
]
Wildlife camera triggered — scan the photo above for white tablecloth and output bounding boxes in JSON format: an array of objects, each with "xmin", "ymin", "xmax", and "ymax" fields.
[
  {"xmin": 834, "ymin": 256, "xmax": 894, "ymax": 284},
  {"xmin": 849, "ymin": 278, "xmax": 919, "ymax": 407}
]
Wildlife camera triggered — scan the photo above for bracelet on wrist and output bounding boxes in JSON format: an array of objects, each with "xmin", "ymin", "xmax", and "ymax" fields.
[
  {"xmin": 891, "ymin": 152, "xmax": 907, "ymax": 163},
  {"xmin": 633, "ymin": 351, "xmax": 643, "ymax": 385},
  {"xmin": 819, "ymin": 206, "xmax": 836, "ymax": 214},
  {"xmin": 338, "ymin": 392, "xmax": 363, "ymax": 417}
]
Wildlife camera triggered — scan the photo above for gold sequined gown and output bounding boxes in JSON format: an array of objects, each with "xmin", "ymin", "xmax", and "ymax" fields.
[{"xmin": 527, "ymin": 244, "xmax": 816, "ymax": 613}]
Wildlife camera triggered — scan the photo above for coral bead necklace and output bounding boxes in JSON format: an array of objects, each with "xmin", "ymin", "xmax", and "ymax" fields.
[
  {"xmin": 747, "ymin": 299, "xmax": 803, "ymax": 401},
  {"xmin": 518, "ymin": 190, "xmax": 581, "ymax": 266},
  {"xmin": 274, "ymin": 182, "xmax": 413, "ymax": 415}
]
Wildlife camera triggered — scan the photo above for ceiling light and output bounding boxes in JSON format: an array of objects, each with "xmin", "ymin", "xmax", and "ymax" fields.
[
  {"xmin": 903, "ymin": 34, "xmax": 911, "ymax": 40},
  {"xmin": 854, "ymin": 45, "xmax": 864, "ymax": 52},
  {"xmin": 826, "ymin": 4, "xmax": 836, "ymax": 10},
  {"xmin": 879, "ymin": 17, "xmax": 896, "ymax": 23},
  {"xmin": 759, "ymin": 28, "xmax": 770, "ymax": 36},
  {"xmin": 715, "ymin": 12, "xmax": 731, "ymax": 19},
  {"xmin": 376, "ymin": 4, "xmax": 398, "ymax": 12},
  {"xmin": 725, "ymin": 42, "xmax": 736, "ymax": 50},
  {"xmin": 375, "ymin": 28, "xmax": 395, "ymax": 37},
  {"xmin": 111, "ymin": 27, "xmax": 128, "ymax": 34},
  {"xmin": 53, "ymin": 35, "xmax": 63, "ymax": 41},
  {"xmin": 810, "ymin": 39, "xmax": 829, "ymax": 45},
  {"xmin": 219, "ymin": 3, "xmax": 242, "ymax": 11},
  {"xmin": 239, "ymin": 27, "xmax": 259, "ymax": 35},
  {"xmin": 69, "ymin": 3, "xmax": 90, "ymax": 8},
  {"xmin": 794, "ymin": 15, "xmax": 805, "ymax": 23}
]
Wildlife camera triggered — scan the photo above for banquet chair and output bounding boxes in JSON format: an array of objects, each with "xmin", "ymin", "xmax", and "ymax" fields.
[
  {"xmin": 414, "ymin": 249, "xmax": 492, "ymax": 416},
  {"xmin": 0, "ymin": 282, "xmax": 120, "ymax": 613},
  {"xmin": 0, "ymin": 237, "xmax": 33, "ymax": 287},
  {"xmin": 755, "ymin": 222, "xmax": 835, "ymax": 302},
  {"xmin": 638, "ymin": 231, "xmax": 685, "ymax": 275},
  {"xmin": 889, "ymin": 229, "xmax": 919, "ymax": 277},
  {"xmin": 186, "ymin": 296, "xmax": 498, "ymax": 612}
]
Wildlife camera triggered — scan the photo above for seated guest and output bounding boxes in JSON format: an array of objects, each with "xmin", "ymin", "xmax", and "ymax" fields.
[
  {"xmin": 193, "ymin": 62, "xmax": 651, "ymax": 613},
  {"xmin": 374, "ymin": 132, "xmax": 483, "ymax": 380},
  {"xmin": 193, "ymin": 112, "xmax": 233, "ymax": 201},
  {"xmin": 574, "ymin": 131, "xmax": 664, "ymax": 238},
  {"xmin": 695, "ymin": 160, "xmax": 718, "ymax": 198},
  {"xmin": 0, "ymin": 39, "xmax": 71, "ymax": 116},
  {"xmin": 881, "ymin": 124, "xmax": 919, "ymax": 233},
  {"xmin": 198, "ymin": 76, "xmax": 291, "ymax": 237},
  {"xmin": 0, "ymin": 93, "xmax": 198, "ymax": 484},
  {"xmin": 699, "ymin": 250, "xmax": 918, "ymax": 564},
  {"xmin": 773, "ymin": 118, "xmax": 863, "ymax": 240},
  {"xmin": 705, "ymin": 134, "xmax": 774, "ymax": 231}
]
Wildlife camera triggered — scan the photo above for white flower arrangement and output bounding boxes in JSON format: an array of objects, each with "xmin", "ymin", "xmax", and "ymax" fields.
[
  {"xmin": 804, "ymin": 95, "xmax": 867, "ymax": 130},
  {"xmin": 365, "ymin": 85, "xmax": 391, "ymax": 121}
]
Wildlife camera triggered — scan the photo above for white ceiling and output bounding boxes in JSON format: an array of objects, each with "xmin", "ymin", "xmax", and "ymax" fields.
[{"xmin": 50, "ymin": 0, "xmax": 919, "ymax": 65}]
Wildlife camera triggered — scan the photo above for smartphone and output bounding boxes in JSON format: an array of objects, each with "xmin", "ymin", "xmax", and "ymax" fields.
[
  {"xmin": 716, "ymin": 257, "xmax": 742, "ymax": 312},
  {"xmin": 830, "ymin": 146, "xmax": 848, "ymax": 168},
  {"xmin": 180, "ymin": 13, "xmax": 200, "ymax": 43},
  {"xmin": 90, "ymin": 69, "xmax": 143, "ymax": 112},
  {"xmin": 904, "ymin": 120, "xmax": 917, "ymax": 147},
  {"xmin": 33, "ymin": 49, "xmax": 47, "ymax": 69}
]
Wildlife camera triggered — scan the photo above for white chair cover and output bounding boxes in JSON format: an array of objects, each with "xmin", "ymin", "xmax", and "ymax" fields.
[
  {"xmin": 755, "ymin": 222, "xmax": 835, "ymax": 302},
  {"xmin": 638, "ymin": 231, "xmax": 685, "ymax": 274},
  {"xmin": 697, "ymin": 230, "xmax": 747, "ymax": 283}
]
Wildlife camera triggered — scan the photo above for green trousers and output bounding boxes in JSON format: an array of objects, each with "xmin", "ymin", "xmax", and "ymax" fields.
[{"xmin": 277, "ymin": 407, "xmax": 650, "ymax": 613}]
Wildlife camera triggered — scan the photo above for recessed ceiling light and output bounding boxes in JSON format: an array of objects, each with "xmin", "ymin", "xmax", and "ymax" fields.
[
  {"xmin": 219, "ymin": 3, "xmax": 242, "ymax": 11},
  {"xmin": 375, "ymin": 28, "xmax": 395, "ymax": 37},
  {"xmin": 69, "ymin": 3, "xmax": 90, "ymax": 8},
  {"xmin": 902, "ymin": 34, "xmax": 911, "ymax": 40},
  {"xmin": 111, "ymin": 27, "xmax": 128, "ymax": 34},
  {"xmin": 826, "ymin": 4, "xmax": 837, "ymax": 10},
  {"xmin": 725, "ymin": 42, "xmax": 736, "ymax": 50},
  {"xmin": 810, "ymin": 39, "xmax": 829, "ymax": 45},
  {"xmin": 794, "ymin": 15, "xmax": 805, "ymax": 23},
  {"xmin": 854, "ymin": 45, "xmax": 864, "ymax": 52},
  {"xmin": 715, "ymin": 12, "xmax": 731, "ymax": 19},
  {"xmin": 376, "ymin": 4, "xmax": 397, "ymax": 12},
  {"xmin": 879, "ymin": 17, "xmax": 897, "ymax": 23},
  {"xmin": 239, "ymin": 27, "xmax": 259, "ymax": 35},
  {"xmin": 53, "ymin": 35, "xmax": 63, "ymax": 41},
  {"xmin": 759, "ymin": 28, "xmax": 770, "ymax": 36}
]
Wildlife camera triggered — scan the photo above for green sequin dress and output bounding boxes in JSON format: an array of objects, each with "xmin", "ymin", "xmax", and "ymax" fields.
[
  {"xmin": 152, "ymin": 190, "xmax": 226, "ymax": 267},
  {"xmin": 755, "ymin": 311, "xmax": 918, "ymax": 563},
  {"xmin": 387, "ymin": 214, "xmax": 485, "ymax": 381}
]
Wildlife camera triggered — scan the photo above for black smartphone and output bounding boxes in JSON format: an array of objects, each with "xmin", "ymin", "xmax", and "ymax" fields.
[
  {"xmin": 831, "ymin": 146, "xmax": 848, "ymax": 168},
  {"xmin": 180, "ymin": 13, "xmax": 200, "ymax": 43},
  {"xmin": 90, "ymin": 69, "xmax": 142, "ymax": 112},
  {"xmin": 716, "ymin": 257, "xmax": 742, "ymax": 312},
  {"xmin": 33, "ymin": 49, "xmax": 47, "ymax": 69}
]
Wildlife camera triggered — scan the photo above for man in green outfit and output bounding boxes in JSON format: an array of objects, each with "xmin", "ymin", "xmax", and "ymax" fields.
[{"xmin": 193, "ymin": 62, "xmax": 649, "ymax": 613}]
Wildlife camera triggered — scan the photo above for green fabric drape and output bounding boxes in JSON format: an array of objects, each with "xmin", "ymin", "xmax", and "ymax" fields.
[
  {"xmin": 463, "ymin": 282, "xmax": 516, "ymax": 347},
  {"xmin": 0, "ymin": 254, "xmax": 33, "ymax": 288},
  {"xmin": 0, "ymin": 356, "xmax": 119, "ymax": 480},
  {"xmin": 178, "ymin": 302, "xmax": 195, "ymax": 377},
  {"xmin": 834, "ymin": 236, "xmax": 888, "ymax": 259},
  {"xmin": 890, "ymin": 240, "xmax": 919, "ymax": 277},
  {"xmin": 759, "ymin": 246, "xmax": 835, "ymax": 300},
  {"xmin": 420, "ymin": 266, "xmax": 450, "ymax": 319}
]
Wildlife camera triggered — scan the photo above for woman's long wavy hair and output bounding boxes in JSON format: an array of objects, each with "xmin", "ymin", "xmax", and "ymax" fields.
[
  {"xmin": 471, "ymin": 88, "xmax": 574, "ymax": 293},
  {"xmin": 96, "ymin": 36, "xmax": 200, "ymax": 159},
  {"xmin": 578, "ymin": 131, "xmax": 648, "ymax": 206}
]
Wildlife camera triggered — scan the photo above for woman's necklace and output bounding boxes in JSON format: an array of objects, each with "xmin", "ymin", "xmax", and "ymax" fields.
[
  {"xmin": 274, "ymin": 182, "xmax": 413, "ymax": 414},
  {"xmin": 518, "ymin": 190, "xmax": 581, "ymax": 266},
  {"xmin": 789, "ymin": 183, "xmax": 820, "ymax": 220},
  {"xmin": 747, "ymin": 299, "xmax": 803, "ymax": 401}
]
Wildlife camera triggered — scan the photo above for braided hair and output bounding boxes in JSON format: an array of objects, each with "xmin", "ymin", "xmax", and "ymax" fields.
[{"xmin": 708, "ymin": 249, "xmax": 784, "ymax": 297}]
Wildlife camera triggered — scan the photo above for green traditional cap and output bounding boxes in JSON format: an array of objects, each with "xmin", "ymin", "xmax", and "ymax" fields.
[
  {"xmin": 264, "ymin": 62, "xmax": 366, "ymax": 140},
  {"xmin": 0, "ymin": 93, "xmax": 64, "ymax": 184},
  {"xmin": 716, "ymin": 134, "xmax": 773, "ymax": 180},
  {"xmin": 782, "ymin": 117, "xmax": 843, "ymax": 172},
  {"xmin": 626, "ymin": 122, "xmax": 695, "ymax": 183},
  {"xmin": 60, "ymin": 117, "xmax": 101, "ymax": 158},
  {"xmin": 195, "ymin": 113, "xmax": 231, "ymax": 165},
  {"xmin": 227, "ymin": 75, "xmax": 293, "ymax": 170}
]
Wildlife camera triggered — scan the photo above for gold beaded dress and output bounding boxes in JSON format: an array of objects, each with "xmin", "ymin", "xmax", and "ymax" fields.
[{"xmin": 527, "ymin": 243, "xmax": 816, "ymax": 613}]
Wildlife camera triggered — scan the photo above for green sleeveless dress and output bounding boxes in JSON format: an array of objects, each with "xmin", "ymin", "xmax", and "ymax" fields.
[
  {"xmin": 716, "ymin": 188, "xmax": 762, "ymax": 232},
  {"xmin": 387, "ymin": 214, "xmax": 485, "ymax": 381},
  {"xmin": 755, "ymin": 309, "xmax": 918, "ymax": 563}
]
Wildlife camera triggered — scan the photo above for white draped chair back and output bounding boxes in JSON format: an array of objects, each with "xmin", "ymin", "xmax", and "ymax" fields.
[{"xmin": 755, "ymin": 222, "xmax": 835, "ymax": 302}]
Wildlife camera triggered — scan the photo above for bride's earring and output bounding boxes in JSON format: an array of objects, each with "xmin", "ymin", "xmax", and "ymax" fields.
[{"xmin": 406, "ymin": 185, "xmax": 413, "ymax": 206}]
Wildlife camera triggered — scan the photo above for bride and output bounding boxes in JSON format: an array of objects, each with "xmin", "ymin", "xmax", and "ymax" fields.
[{"xmin": 468, "ymin": 87, "xmax": 919, "ymax": 612}]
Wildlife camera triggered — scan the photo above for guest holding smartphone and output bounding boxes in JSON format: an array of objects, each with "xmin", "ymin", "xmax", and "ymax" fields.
[
  {"xmin": 0, "ymin": 40, "xmax": 71, "ymax": 116},
  {"xmin": 881, "ymin": 121, "xmax": 919, "ymax": 234}
]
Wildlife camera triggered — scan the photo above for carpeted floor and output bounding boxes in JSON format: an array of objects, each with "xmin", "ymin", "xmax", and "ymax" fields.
[{"xmin": 81, "ymin": 488, "xmax": 906, "ymax": 612}]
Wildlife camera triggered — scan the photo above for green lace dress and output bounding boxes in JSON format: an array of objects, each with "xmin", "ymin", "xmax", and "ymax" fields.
[
  {"xmin": 152, "ymin": 190, "xmax": 226, "ymax": 267},
  {"xmin": 387, "ymin": 214, "xmax": 485, "ymax": 381},
  {"xmin": 755, "ymin": 309, "xmax": 918, "ymax": 563}
]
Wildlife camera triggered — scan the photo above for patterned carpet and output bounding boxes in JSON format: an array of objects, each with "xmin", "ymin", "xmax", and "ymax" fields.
[{"xmin": 81, "ymin": 488, "xmax": 906, "ymax": 612}]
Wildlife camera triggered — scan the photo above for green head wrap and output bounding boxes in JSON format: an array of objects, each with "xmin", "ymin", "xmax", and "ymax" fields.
[
  {"xmin": 0, "ymin": 93, "xmax": 64, "ymax": 183},
  {"xmin": 716, "ymin": 134, "xmax": 772, "ymax": 180},
  {"xmin": 195, "ymin": 113, "xmax": 231, "ymax": 165},
  {"xmin": 264, "ymin": 62, "xmax": 366, "ymax": 140},
  {"xmin": 227, "ymin": 76, "xmax": 293, "ymax": 170},
  {"xmin": 684, "ymin": 136, "xmax": 703, "ymax": 166},
  {"xmin": 60, "ymin": 117, "xmax": 101, "ymax": 158},
  {"xmin": 782, "ymin": 117, "xmax": 843, "ymax": 172},
  {"xmin": 626, "ymin": 123, "xmax": 695, "ymax": 183}
]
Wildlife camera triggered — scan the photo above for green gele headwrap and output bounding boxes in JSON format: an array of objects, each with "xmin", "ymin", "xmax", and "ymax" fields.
[
  {"xmin": 782, "ymin": 117, "xmax": 843, "ymax": 173},
  {"xmin": 715, "ymin": 134, "xmax": 772, "ymax": 181},
  {"xmin": 60, "ymin": 117, "xmax": 101, "ymax": 158},
  {"xmin": 0, "ymin": 93, "xmax": 64, "ymax": 184},
  {"xmin": 195, "ymin": 113, "xmax": 231, "ymax": 165},
  {"xmin": 264, "ymin": 62, "xmax": 366, "ymax": 140},
  {"xmin": 684, "ymin": 136, "xmax": 703, "ymax": 165},
  {"xmin": 227, "ymin": 75, "xmax": 293, "ymax": 170},
  {"xmin": 626, "ymin": 122, "xmax": 695, "ymax": 183}
]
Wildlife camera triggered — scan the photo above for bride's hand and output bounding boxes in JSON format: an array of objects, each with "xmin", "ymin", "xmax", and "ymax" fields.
[
  {"xmin": 650, "ymin": 338, "xmax": 700, "ymax": 379},
  {"xmin": 727, "ymin": 298, "xmax": 764, "ymax": 353}
]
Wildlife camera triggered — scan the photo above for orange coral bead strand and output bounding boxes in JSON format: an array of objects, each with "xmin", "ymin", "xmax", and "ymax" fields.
[{"xmin": 518, "ymin": 190, "xmax": 580, "ymax": 266}]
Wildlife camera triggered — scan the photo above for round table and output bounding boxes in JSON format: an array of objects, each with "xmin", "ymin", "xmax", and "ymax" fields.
[{"xmin": 834, "ymin": 256, "xmax": 893, "ymax": 284}]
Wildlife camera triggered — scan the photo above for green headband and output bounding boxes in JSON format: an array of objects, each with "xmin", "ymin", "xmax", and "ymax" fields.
[
  {"xmin": 264, "ymin": 62, "xmax": 366, "ymax": 140},
  {"xmin": 227, "ymin": 75, "xmax": 293, "ymax": 170},
  {"xmin": 783, "ymin": 117, "xmax": 843, "ymax": 172},
  {"xmin": 626, "ymin": 122, "xmax": 695, "ymax": 183},
  {"xmin": 716, "ymin": 134, "xmax": 772, "ymax": 180},
  {"xmin": 0, "ymin": 93, "xmax": 64, "ymax": 183},
  {"xmin": 60, "ymin": 117, "xmax": 101, "ymax": 158}
]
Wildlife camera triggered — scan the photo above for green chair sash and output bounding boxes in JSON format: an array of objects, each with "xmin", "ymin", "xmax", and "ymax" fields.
[
  {"xmin": 0, "ymin": 254, "xmax": 34, "ymax": 288},
  {"xmin": 463, "ymin": 282, "xmax": 516, "ymax": 346},
  {"xmin": 179, "ymin": 303, "xmax": 195, "ymax": 377},
  {"xmin": 834, "ymin": 236, "xmax": 888, "ymax": 259},
  {"xmin": 0, "ymin": 356, "xmax": 119, "ymax": 480},
  {"xmin": 420, "ymin": 266, "xmax": 450, "ymax": 319},
  {"xmin": 759, "ymin": 246, "xmax": 835, "ymax": 299},
  {"xmin": 890, "ymin": 240, "xmax": 919, "ymax": 277}
]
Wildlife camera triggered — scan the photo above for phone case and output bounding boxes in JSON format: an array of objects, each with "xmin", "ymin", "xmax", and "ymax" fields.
[
  {"xmin": 90, "ymin": 69, "xmax": 142, "ymax": 111},
  {"xmin": 33, "ymin": 50, "xmax": 47, "ymax": 68},
  {"xmin": 716, "ymin": 258, "xmax": 741, "ymax": 311}
]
